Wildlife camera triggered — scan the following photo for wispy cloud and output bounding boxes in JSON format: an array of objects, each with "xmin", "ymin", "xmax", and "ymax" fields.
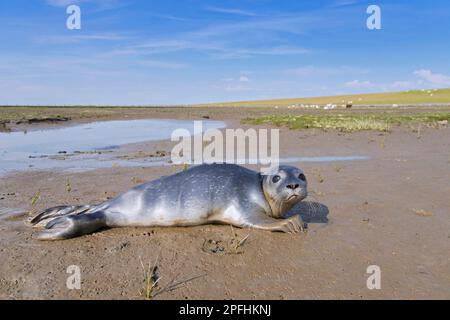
[
  {"xmin": 221, "ymin": 75, "xmax": 250, "ymax": 83},
  {"xmin": 214, "ymin": 83, "xmax": 255, "ymax": 92},
  {"xmin": 214, "ymin": 74, "xmax": 254, "ymax": 92},
  {"xmin": 330, "ymin": 0, "xmax": 360, "ymax": 8},
  {"xmin": 45, "ymin": 0, "xmax": 89, "ymax": 7},
  {"xmin": 223, "ymin": 84, "xmax": 254, "ymax": 92},
  {"xmin": 414, "ymin": 69, "xmax": 450, "ymax": 87},
  {"xmin": 134, "ymin": 39, "xmax": 221, "ymax": 52},
  {"xmin": 35, "ymin": 33, "xmax": 128, "ymax": 44},
  {"xmin": 147, "ymin": 13, "xmax": 189, "ymax": 22},
  {"xmin": 205, "ymin": 6, "xmax": 257, "ymax": 17},
  {"xmin": 344, "ymin": 79, "xmax": 376, "ymax": 88},
  {"xmin": 210, "ymin": 46, "xmax": 309, "ymax": 60},
  {"xmin": 187, "ymin": 15, "xmax": 317, "ymax": 39},
  {"xmin": 390, "ymin": 80, "xmax": 418, "ymax": 89},
  {"xmin": 88, "ymin": 9, "xmax": 341, "ymax": 61},
  {"xmin": 108, "ymin": 38, "xmax": 309, "ymax": 60},
  {"xmin": 165, "ymin": 11, "xmax": 343, "ymax": 60},
  {"xmin": 342, "ymin": 69, "xmax": 450, "ymax": 92},
  {"xmin": 286, "ymin": 65, "xmax": 369, "ymax": 77},
  {"xmin": 45, "ymin": 0, "xmax": 126, "ymax": 11},
  {"xmin": 139, "ymin": 60, "xmax": 189, "ymax": 69}
]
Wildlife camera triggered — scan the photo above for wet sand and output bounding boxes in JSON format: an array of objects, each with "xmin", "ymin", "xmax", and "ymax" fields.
[{"xmin": 0, "ymin": 106, "xmax": 449, "ymax": 299}]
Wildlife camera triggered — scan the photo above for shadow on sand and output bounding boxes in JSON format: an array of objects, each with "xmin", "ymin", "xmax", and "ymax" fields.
[{"xmin": 285, "ymin": 201, "xmax": 329, "ymax": 225}]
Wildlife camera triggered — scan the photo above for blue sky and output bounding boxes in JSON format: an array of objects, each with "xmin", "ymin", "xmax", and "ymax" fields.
[{"xmin": 1, "ymin": 0, "xmax": 450, "ymax": 105}]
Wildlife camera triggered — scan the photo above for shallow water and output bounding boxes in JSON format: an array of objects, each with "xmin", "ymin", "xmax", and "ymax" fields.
[
  {"xmin": 0, "ymin": 207, "xmax": 27, "ymax": 220},
  {"xmin": 0, "ymin": 119, "xmax": 226, "ymax": 174},
  {"xmin": 0, "ymin": 119, "xmax": 369, "ymax": 175}
]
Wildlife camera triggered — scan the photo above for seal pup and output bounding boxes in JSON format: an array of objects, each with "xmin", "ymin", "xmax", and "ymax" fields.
[{"xmin": 30, "ymin": 163, "xmax": 307, "ymax": 240}]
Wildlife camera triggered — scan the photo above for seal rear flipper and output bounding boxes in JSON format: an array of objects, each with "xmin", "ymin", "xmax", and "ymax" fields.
[
  {"xmin": 36, "ymin": 211, "xmax": 107, "ymax": 241},
  {"xmin": 29, "ymin": 205, "xmax": 92, "ymax": 227}
]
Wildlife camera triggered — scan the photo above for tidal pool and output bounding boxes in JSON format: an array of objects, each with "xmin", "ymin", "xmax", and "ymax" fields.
[
  {"xmin": 0, "ymin": 119, "xmax": 369, "ymax": 175},
  {"xmin": 0, "ymin": 119, "xmax": 226, "ymax": 174}
]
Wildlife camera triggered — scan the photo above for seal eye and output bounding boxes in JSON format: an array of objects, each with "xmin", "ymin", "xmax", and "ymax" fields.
[
  {"xmin": 272, "ymin": 175, "xmax": 281, "ymax": 183},
  {"xmin": 298, "ymin": 173, "xmax": 306, "ymax": 181}
]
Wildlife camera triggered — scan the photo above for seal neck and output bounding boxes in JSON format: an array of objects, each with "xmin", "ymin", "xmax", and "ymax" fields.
[{"xmin": 260, "ymin": 174, "xmax": 282, "ymax": 218}]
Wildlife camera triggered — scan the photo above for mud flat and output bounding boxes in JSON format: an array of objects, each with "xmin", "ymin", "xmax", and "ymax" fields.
[{"xmin": 0, "ymin": 106, "xmax": 449, "ymax": 299}]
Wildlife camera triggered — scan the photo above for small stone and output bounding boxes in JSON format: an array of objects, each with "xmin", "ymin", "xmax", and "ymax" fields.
[{"xmin": 413, "ymin": 209, "xmax": 433, "ymax": 217}]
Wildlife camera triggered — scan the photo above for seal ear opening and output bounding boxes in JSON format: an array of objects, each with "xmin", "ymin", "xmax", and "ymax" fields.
[{"xmin": 257, "ymin": 172, "xmax": 265, "ymax": 184}]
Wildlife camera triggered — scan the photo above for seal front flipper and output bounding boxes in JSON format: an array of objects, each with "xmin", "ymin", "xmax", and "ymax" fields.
[
  {"xmin": 35, "ymin": 211, "xmax": 107, "ymax": 241},
  {"xmin": 244, "ymin": 214, "xmax": 304, "ymax": 234}
]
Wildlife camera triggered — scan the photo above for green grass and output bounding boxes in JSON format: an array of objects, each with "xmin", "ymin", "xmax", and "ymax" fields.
[
  {"xmin": 197, "ymin": 88, "xmax": 450, "ymax": 107},
  {"xmin": 242, "ymin": 112, "xmax": 450, "ymax": 132},
  {"xmin": 0, "ymin": 106, "xmax": 118, "ymax": 123}
]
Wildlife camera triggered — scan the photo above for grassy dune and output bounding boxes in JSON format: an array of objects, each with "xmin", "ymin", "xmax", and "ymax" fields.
[{"xmin": 198, "ymin": 88, "xmax": 450, "ymax": 107}]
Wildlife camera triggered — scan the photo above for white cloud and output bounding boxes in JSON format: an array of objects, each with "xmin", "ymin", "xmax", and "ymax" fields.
[
  {"xmin": 221, "ymin": 75, "xmax": 251, "ymax": 82},
  {"xmin": 340, "ymin": 71, "xmax": 450, "ymax": 92},
  {"xmin": 35, "ymin": 34, "xmax": 128, "ymax": 44},
  {"xmin": 413, "ymin": 69, "xmax": 450, "ymax": 86},
  {"xmin": 210, "ymin": 46, "xmax": 309, "ymax": 60},
  {"xmin": 222, "ymin": 84, "xmax": 254, "ymax": 92},
  {"xmin": 215, "ymin": 74, "xmax": 253, "ymax": 92},
  {"xmin": 205, "ymin": 6, "xmax": 257, "ymax": 17},
  {"xmin": 45, "ymin": 0, "xmax": 125, "ymax": 10},
  {"xmin": 286, "ymin": 65, "xmax": 369, "ymax": 77},
  {"xmin": 330, "ymin": 0, "xmax": 360, "ymax": 8},
  {"xmin": 66, "ymin": 34, "xmax": 126, "ymax": 41},
  {"xmin": 92, "ymin": 10, "xmax": 325, "ymax": 61},
  {"xmin": 139, "ymin": 60, "xmax": 189, "ymax": 70},
  {"xmin": 131, "ymin": 39, "xmax": 224, "ymax": 55},
  {"xmin": 390, "ymin": 81, "xmax": 417, "ymax": 89},
  {"xmin": 344, "ymin": 80, "xmax": 376, "ymax": 88},
  {"xmin": 147, "ymin": 13, "xmax": 189, "ymax": 22},
  {"xmin": 156, "ymin": 10, "xmax": 333, "ymax": 61},
  {"xmin": 113, "ymin": 38, "xmax": 308, "ymax": 60},
  {"xmin": 45, "ymin": 0, "xmax": 90, "ymax": 7}
]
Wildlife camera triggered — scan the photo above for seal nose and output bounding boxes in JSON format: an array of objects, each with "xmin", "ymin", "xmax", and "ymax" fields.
[{"xmin": 286, "ymin": 184, "xmax": 300, "ymax": 190}]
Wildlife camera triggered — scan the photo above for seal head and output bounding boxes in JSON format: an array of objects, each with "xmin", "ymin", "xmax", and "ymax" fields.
[{"xmin": 262, "ymin": 165, "xmax": 308, "ymax": 218}]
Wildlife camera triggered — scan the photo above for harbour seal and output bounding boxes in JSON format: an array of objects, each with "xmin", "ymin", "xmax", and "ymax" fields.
[{"xmin": 30, "ymin": 163, "xmax": 308, "ymax": 240}]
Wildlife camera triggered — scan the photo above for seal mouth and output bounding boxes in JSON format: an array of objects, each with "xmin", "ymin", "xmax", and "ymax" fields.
[{"xmin": 287, "ymin": 194, "xmax": 299, "ymax": 201}]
